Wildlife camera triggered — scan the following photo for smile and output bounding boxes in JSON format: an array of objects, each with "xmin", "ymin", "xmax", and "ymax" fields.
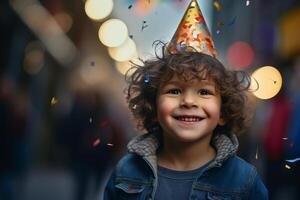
[{"xmin": 174, "ymin": 116, "xmax": 203, "ymax": 122}]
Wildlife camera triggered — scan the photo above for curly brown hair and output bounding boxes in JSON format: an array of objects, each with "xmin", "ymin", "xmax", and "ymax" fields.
[{"xmin": 126, "ymin": 41, "xmax": 252, "ymax": 137}]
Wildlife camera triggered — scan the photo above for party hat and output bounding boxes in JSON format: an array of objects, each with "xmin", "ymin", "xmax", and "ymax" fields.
[{"xmin": 167, "ymin": 0, "xmax": 217, "ymax": 57}]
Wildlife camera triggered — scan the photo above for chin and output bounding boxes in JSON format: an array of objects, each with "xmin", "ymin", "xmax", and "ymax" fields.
[{"xmin": 172, "ymin": 132, "xmax": 209, "ymax": 143}]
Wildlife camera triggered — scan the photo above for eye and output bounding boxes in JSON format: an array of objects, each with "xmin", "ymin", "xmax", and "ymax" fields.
[
  {"xmin": 198, "ymin": 89, "xmax": 212, "ymax": 95},
  {"xmin": 167, "ymin": 89, "xmax": 181, "ymax": 95}
]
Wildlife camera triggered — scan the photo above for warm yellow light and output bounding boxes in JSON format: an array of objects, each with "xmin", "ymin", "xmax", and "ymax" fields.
[
  {"xmin": 108, "ymin": 38, "xmax": 137, "ymax": 62},
  {"xmin": 84, "ymin": 0, "xmax": 113, "ymax": 21},
  {"xmin": 98, "ymin": 19, "xmax": 128, "ymax": 47},
  {"xmin": 250, "ymin": 66, "xmax": 282, "ymax": 99},
  {"xmin": 115, "ymin": 58, "xmax": 143, "ymax": 76}
]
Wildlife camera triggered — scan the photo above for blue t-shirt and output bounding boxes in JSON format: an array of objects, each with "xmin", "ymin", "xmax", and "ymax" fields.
[{"xmin": 155, "ymin": 161, "xmax": 212, "ymax": 200}]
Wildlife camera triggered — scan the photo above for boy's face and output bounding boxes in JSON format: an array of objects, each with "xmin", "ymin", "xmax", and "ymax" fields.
[{"xmin": 156, "ymin": 73, "xmax": 223, "ymax": 143}]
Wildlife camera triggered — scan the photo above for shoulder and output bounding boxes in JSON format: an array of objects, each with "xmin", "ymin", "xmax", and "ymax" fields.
[
  {"xmin": 207, "ymin": 156, "xmax": 258, "ymax": 190},
  {"xmin": 223, "ymin": 156, "xmax": 268, "ymax": 199},
  {"xmin": 114, "ymin": 153, "xmax": 152, "ymax": 180},
  {"xmin": 225, "ymin": 156, "xmax": 257, "ymax": 177},
  {"xmin": 219, "ymin": 155, "xmax": 258, "ymax": 187}
]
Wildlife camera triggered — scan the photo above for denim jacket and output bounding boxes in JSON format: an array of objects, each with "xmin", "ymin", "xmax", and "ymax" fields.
[{"xmin": 104, "ymin": 132, "xmax": 268, "ymax": 200}]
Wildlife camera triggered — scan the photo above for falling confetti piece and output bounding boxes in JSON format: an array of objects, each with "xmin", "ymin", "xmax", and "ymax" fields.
[
  {"xmin": 286, "ymin": 158, "xmax": 300, "ymax": 163},
  {"xmin": 99, "ymin": 120, "xmax": 109, "ymax": 127},
  {"xmin": 285, "ymin": 164, "xmax": 291, "ymax": 169},
  {"xmin": 282, "ymin": 137, "xmax": 288, "ymax": 140},
  {"xmin": 144, "ymin": 74, "xmax": 150, "ymax": 83},
  {"xmin": 93, "ymin": 138, "xmax": 101, "ymax": 147},
  {"xmin": 246, "ymin": 0, "xmax": 250, "ymax": 6},
  {"xmin": 132, "ymin": 104, "xmax": 137, "ymax": 109},
  {"xmin": 89, "ymin": 117, "xmax": 93, "ymax": 123},
  {"xmin": 255, "ymin": 146, "xmax": 259, "ymax": 160},
  {"xmin": 129, "ymin": 35, "xmax": 133, "ymax": 39},
  {"xmin": 141, "ymin": 20, "xmax": 148, "ymax": 31},
  {"xmin": 128, "ymin": 5, "xmax": 133, "ymax": 9},
  {"xmin": 217, "ymin": 21, "xmax": 224, "ymax": 28},
  {"xmin": 216, "ymin": 30, "xmax": 221, "ymax": 34},
  {"xmin": 227, "ymin": 16, "xmax": 237, "ymax": 26},
  {"xmin": 107, "ymin": 143, "xmax": 114, "ymax": 146},
  {"xmin": 213, "ymin": 1, "xmax": 221, "ymax": 11},
  {"xmin": 51, "ymin": 97, "xmax": 58, "ymax": 106}
]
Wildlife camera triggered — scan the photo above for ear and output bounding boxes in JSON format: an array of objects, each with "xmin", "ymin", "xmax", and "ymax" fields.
[{"xmin": 218, "ymin": 118, "xmax": 225, "ymax": 126}]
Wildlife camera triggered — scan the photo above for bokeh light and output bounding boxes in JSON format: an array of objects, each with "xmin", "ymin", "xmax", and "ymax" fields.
[
  {"xmin": 250, "ymin": 66, "xmax": 282, "ymax": 99},
  {"xmin": 115, "ymin": 57, "xmax": 143, "ymax": 76},
  {"xmin": 98, "ymin": 19, "xmax": 128, "ymax": 47},
  {"xmin": 227, "ymin": 41, "xmax": 255, "ymax": 69},
  {"xmin": 23, "ymin": 41, "xmax": 45, "ymax": 75},
  {"xmin": 85, "ymin": 0, "xmax": 114, "ymax": 21},
  {"xmin": 108, "ymin": 38, "xmax": 137, "ymax": 62},
  {"xmin": 133, "ymin": 0, "xmax": 159, "ymax": 16}
]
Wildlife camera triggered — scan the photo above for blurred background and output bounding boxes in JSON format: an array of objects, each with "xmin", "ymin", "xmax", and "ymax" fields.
[{"xmin": 0, "ymin": 0, "xmax": 300, "ymax": 200}]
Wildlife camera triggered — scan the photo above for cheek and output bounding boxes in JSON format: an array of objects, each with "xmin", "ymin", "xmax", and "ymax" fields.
[
  {"xmin": 204, "ymin": 100, "xmax": 222, "ymax": 118},
  {"xmin": 156, "ymin": 97, "xmax": 174, "ymax": 119}
]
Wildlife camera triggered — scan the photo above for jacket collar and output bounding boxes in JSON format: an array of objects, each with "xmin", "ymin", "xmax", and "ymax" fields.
[{"xmin": 127, "ymin": 132, "xmax": 239, "ymax": 175}]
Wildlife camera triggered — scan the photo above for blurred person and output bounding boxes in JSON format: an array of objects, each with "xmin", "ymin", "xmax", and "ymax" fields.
[
  {"xmin": 262, "ymin": 91, "xmax": 292, "ymax": 200},
  {"xmin": 0, "ymin": 77, "xmax": 30, "ymax": 200},
  {"xmin": 57, "ymin": 89, "xmax": 126, "ymax": 200},
  {"xmin": 285, "ymin": 58, "xmax": 300, "ymax": 200}
]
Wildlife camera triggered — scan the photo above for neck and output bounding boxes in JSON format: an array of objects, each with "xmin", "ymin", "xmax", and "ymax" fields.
[{"xmin": 158, "ymin": 133, "xmax": 216, "ymax": 171}]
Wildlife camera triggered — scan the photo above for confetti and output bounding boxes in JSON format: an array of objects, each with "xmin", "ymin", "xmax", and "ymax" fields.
[
  {"xmin": 128, "ymin": 5, "xmax": 133, "ymax": 9},
  {"xmin": 246, "ymin": 0, "xmax": 250, "ymax": 6},
  {"xmin": 255, "ymin": 146, "xmax": 259, "ymax": 160},
  {"xmin": 217, "ymin": 21, "xmax": 224, "ymax": 28},
  {"xmin": 129, "ymin": 35, "xmax": 133, "ymax": 39},
  {"xmin": 286, "ymin": 158, "xmax": 300, "ymax": 163},
  {"xmin": 213, "ymin": 1, "xmax": 221, "ymax": 11},
  {"xmin": 89, "ymin": 117, "xmax": 93, "ymax": 123},
  {"xmin": 144, "ymin": 74, "xmax": 150, "ymax": 83},
  {"xmin": 107, "ymin": 143, "xmax": 114, "ymax": 147},
  {"xmin": 282, "ymin": 137, "xmax": 288, "ymax": 140},
  {"xmin": 93, "ymin": 138, "xmax": 101, "ymax": 147},
  {"xmin": 141, "ymin": 20, "xmax": 148, "ymax": 31},
  {"xmin": 216, "ymin": 30, "xmax": 221, "ymax": 34},
  {"xmin": 132, "ymin": 104, "xmax": 137, "ymax": 110},
  {"xmin": 51, "ymin": 97, "xmax": 58, "ymax": 106},
  {"xmin": 285, "ymin": 164, "xmax": 291, "ymax": 169},
  {"xmin": 227, "ymin": 16, "xmax": 237, "ymax": 26},
  {"xmin": 99, "ymin": 120, "xmax": 109, "ymax": 127}
]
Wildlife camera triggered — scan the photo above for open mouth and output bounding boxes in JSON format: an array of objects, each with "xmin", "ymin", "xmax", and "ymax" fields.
[{"xmin": 174, "ymin": 116, "xmax": 203, "ymax": 122}]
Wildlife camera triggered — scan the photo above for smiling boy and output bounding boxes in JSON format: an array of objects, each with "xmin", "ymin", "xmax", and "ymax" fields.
[{"xmin": 103, "ymin": 0, "xmax": 268, "ymax": 199}]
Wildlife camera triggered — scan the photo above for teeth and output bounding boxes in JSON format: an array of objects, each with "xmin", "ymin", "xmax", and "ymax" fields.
[{"xmin": 176, "ymin": 116, "xmax": 201, "ymax": 122}]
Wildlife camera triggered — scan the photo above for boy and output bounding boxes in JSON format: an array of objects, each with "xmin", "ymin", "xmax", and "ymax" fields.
[{"xmin": 104, "ymin": 0, "xmax": 268, "ymax": 199}]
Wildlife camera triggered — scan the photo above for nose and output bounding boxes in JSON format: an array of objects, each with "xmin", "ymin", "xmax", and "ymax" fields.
[{"xmin": 180, "ymin": 91, "xmax": 198, "ymax": 108}]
